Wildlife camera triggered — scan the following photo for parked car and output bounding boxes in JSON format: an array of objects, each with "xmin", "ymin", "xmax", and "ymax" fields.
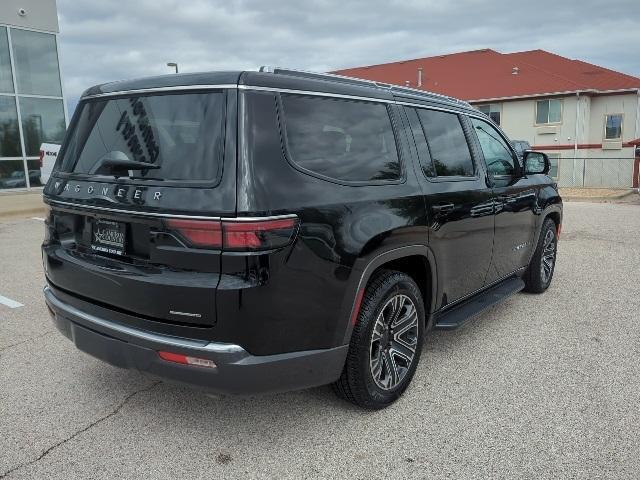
[
  {"xmin": 42, "ymin": 69, "xmax": 562, "ymax": 409},
  {"xmin": 39, "ymin": 143, "xmax": 61, "ymax": 185},
  {"xmin": 511, "ymin": 140, "xmax": 532, "ymax": 160},
  {"xmin": 1, "ymin": 169, "xmax": 41, "ymax": 188}
]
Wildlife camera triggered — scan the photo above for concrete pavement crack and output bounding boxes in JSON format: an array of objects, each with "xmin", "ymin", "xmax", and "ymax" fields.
[
  {"xmin": 0, "ymin": 381, "xmax": 162, "ymax": 479},
  {"xmin": 0, "ymin": 331, "xmax": 55, "ymax": 355}
]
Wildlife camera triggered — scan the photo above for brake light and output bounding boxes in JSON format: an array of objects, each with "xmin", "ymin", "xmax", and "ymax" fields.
[
  {"xmin": 223, "ymin": 218, "xmax": 298, "ymax": 250},
  {"xmin": 165, "ymin": 219, "xmax": 222, "ymax": 248},
  {"xmin": 158, "ymin": 351, "xmax": 217, "ymax": 368},
  {"xmin": 165, "ymin": 216, "xmax": 298, "ymax": 251},
  {"xmin": 38, "ymin": 149, "xmax": 45, "ymax": 168}
]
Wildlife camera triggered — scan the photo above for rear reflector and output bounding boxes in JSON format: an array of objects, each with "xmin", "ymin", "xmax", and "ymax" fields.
[
  {"xmin": 350, "ymin": 288, "xmax": 365, "ymax": 326},
  {"xmin": 158, "ymin": 351, "xmax": 217, "ymax": 368},
  {"xmin": 557, "ymin": 223, "xmax": 562, "ymax": 239},
  {"xmin": 165, "ymin": 216, "xmax": 298, "ymax": 251}
]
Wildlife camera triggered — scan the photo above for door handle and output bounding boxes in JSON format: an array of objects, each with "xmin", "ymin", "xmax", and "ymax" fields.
[{"xmin": 431, "ymin": 203, "xmax": 455, "ymax": 215}]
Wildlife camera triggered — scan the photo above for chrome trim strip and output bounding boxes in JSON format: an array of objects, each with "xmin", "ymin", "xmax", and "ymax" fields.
[
  {"xmin": 82, "ymin": 84, "xmax": 238, "ymax": 99},
  {"xmin": 79, "ymin": 83, "xmax": 477, "ymax": 116},
  {"xmin": 395, "ymin": 100, "xmax": 481, "ymax": 118},
  {"xmin": 238, "ymin": 84, "xmax": 395, "ymax": 104},
  {"xmin": 44, "ymin": 286, "xmax": 245, "ymax": 354},
  {"xmin": 238, "ymin": 85, "xmax": 478, "ymax": 116},
  {"xmin": 223, "ymin": 214, "xmax": 298, "ymax": 222},
  {"xmin": 47, "ymin": 199, "xmax": 299, "ymax": 223},
  {"xmin": 47, "ymin": 200, "xmax": 222, "ymax": 220}
]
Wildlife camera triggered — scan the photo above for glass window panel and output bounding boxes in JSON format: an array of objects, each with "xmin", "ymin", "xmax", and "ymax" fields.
[
  {"xmin": 405, "ymin": 107, "xmax": 434, "ymax": 177},
  {"xmin": 0, "ymin": 27, "xmax": 14, "ymax": 93},
  {"xmin": 417, "ymin": 109, "xmax": 474, "ymax": 177},
  {"xmin": 536, "ymin": 100, "xmax": 549, "ymax": 124},
  {"xmin": 605, "ymin": 114, "xmax": 623, "ymax": 140},
  {"xmin": 19, "ymin": 97, "xmax": 65, "ymax": 156},
  {"xmin": 26, "ymin": 159, "xmax": 43, "ymax": 187},
  {"xmin": 61, "ymin": 93, "xmax": 225, "ymax": 182},
  {"xmin": 471, "ymin": 117, "xmax": 515, "ymax": 176},
  {"xmin": 0, "ymin": 160, "xmax": 27, "ymax": 189},
  {"xmin": 0, "ymin": 96, "xmax": 22, "ymax": 157},
  {"xmin": 548, "ymin": 99, "xmax": 561, "ymax": 123},
  {"xmin": 281, "ymin": 94, "xmax": 400, "ymax": 182},
  {"xmin": 11, "ymin": 28, "xmax": 62, "ymax": 96}
]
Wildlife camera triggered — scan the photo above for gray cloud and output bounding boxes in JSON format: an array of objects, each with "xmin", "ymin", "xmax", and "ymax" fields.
[{"xmin": 58, "ymin": 0, "xmax": 640, "ymax": 113}]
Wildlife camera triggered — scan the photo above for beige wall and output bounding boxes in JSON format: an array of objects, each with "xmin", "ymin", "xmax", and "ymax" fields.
[
  {"xmin": 472, "ymin": 90, "xmax": 640, "ymax": 187},
  {"xmin": 0, "ymin": 0, "xmax": 58, "ymax": 33}
]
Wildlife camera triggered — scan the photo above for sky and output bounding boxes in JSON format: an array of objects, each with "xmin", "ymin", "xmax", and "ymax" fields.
[{"xmin": 57, "ymin": 0, "xmax": 640, "ymax": 114}]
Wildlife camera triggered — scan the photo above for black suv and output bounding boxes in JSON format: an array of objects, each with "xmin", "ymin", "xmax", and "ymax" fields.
[{"xmin": 42, "ymin": 68, "xmax": 562, "ymax": 409}]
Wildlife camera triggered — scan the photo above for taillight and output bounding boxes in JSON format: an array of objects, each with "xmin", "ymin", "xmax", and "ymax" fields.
[
  {"xmin": 38, "ymin": 149, "xmax": 45, "ymax": 168},
  {"xmin": 165, "ymin": 216, "xmax": 298, "ymax": 251},
  {"xmin": 223, "ymin": 217, "xmax": 298, "ymax": 251},
  {"xmin": 165, "ymin": 219, "xmax": 222, "ymax": 248}
]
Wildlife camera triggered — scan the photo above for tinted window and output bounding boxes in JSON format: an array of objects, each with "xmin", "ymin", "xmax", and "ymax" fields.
[
  {"xmin": 0, "ymin": 96, "xmax": 21, "ymax": 157},
  {"xmin": 405, "ymin": 107, "xmax": 434, "ymax": 177},
  {"xmin": 470, "ymin": 117, "xmax": 516, "ymax": 176},
  {"xmin": 0, "ymin": 27, "xmax": 14, "ymax": 94},
  {"xmin": 19, "ymin": 97, "xmax": 66, "ymax": 156},
  {"xmin": 11, "ymin": 29, "xmax": 62, "ymax": 96},
  {"xmin": 281, "ymin": 94, "xmax": 400, "ymax": 182},
  {"xmin": 416, "ymin": 109, "xmax": 474, "ymax": 177},
  {"xmin": 60, "ymin": 92, "xmax": 226, "ymax": 183}
]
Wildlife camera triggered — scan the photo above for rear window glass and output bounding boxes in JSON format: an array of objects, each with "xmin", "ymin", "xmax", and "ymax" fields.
[
  {"xmin": 281, "ymin": 94, "xmax": 400, "ymax": 182},
  {"xmin": 59, "ymin": 92, "xmax": 226, "ymax": 182},
  {"xmin": 416, "ymin": 109, "xmax": 474, "ymax": 177}
]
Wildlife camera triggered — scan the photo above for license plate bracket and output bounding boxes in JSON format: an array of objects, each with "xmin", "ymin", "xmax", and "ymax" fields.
[{"xmin": 91, "ymin": 219, "xmax": 126, "ymax": 256}]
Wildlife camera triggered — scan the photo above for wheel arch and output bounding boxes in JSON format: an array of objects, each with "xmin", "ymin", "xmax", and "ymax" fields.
[{"xmin": 338, "ymin": 245, "xmax": 437, "ymax": 346}]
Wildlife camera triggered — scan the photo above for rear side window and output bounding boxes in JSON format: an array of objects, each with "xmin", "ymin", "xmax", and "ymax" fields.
[
  {"xmin": 280, "ymin": 94, "xmax": 400, "ymax": 182},
  {"xmin": 59, "ymin": 92, "xmax": 226, "ymax": 183},
  {"xmin": 416, "ymin": 109, "xmax": 474, "ymax": 177}
]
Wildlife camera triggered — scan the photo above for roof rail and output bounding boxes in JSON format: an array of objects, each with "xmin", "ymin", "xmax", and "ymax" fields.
[
  {"xmin": 390, "ymin": 84, "xmax": 473, "ymax": 108},
  {"xmin": 259, "ymin": 66, "xmax": 381, "ymax": 88},
  {"xmin": 257, "ymin": 66, "xmax": 473, "ymax": 108}
]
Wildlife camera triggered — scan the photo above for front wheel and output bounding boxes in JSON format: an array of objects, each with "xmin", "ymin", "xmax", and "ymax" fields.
[
  {"xmin": 332, "ymin": 270, "xmax": 425, "ymax": 409},
  {"xmin": 524, "ymin": 218, "xmax": 558, "ymax": 293}
]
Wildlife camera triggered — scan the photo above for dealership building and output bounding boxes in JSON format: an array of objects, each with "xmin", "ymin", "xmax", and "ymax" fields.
[{"xmin": 0, "ymin": 0, "xmax": 66, "ymax": 190}]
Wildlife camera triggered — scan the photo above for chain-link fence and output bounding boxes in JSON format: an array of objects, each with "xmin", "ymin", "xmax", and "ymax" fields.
[{"xmin": 552, "ymin": 156, "xmax": 637, "ymax": 188}]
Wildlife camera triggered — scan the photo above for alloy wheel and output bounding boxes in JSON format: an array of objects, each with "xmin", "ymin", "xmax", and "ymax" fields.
[
  {"xmin": 369, "ymin": 294, "xmax": 419, "ymax": 390},
  {"xmin": 541, "ymin": 229, "xmax": 556, "ymax": 284}
]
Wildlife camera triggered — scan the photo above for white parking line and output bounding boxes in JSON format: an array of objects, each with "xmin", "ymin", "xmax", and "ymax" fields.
[
  {"xmin": 0, "ymin": 294, "xmax": 23, "ymax": 309},
  {"xmin": 31, "ymin": 217, "xmax": 45, "ymax": 222}
]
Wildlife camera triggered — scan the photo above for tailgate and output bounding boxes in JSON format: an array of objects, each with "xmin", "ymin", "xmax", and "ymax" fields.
[{"xmin": 43, "ymin": 202, "xmax": 222, "ymax": 326}]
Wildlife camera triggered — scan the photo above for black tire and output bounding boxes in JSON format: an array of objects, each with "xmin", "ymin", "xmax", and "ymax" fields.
[
  {"xmin": 524, "ymin": 218, "xmax": 558, "ymax": 293},
  {"xmin": 332, "ymin": 270, "xmax": 425, "ymax": 409}
]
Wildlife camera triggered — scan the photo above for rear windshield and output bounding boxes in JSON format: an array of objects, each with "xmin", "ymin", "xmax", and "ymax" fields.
[{"xmin": 59, "ymin": 91, "xmax": 226, "ymax": 183}]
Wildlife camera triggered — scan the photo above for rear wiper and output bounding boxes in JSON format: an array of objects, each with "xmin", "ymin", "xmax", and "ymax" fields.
[
  {"xmin": 90, "ymin": 151, "xmax": 160, "ymax": 175},
  {"xmin": 100, "ymin": 158, "xmax": 160, "ymax": 171}
]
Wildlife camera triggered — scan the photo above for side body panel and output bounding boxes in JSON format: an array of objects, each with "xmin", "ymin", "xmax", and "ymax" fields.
[{"xmin": 214, "ymin": 90, "xmax": 429, "ymax": 355}]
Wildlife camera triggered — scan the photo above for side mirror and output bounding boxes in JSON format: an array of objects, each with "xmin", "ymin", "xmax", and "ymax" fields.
[{"xmin": 523, "ymin": 150, "xmax": 550, "ymax": 175}]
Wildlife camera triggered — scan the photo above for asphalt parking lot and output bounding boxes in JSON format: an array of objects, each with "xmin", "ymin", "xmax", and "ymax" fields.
[{"xmin": 1, "ymin": 199, "xmax": 639, "ymax": 479}]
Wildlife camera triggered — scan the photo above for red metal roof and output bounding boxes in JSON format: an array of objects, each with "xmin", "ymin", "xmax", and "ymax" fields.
[{"xmin": 333, "ymin": 49, "xmax": 640, "ymax": 102}]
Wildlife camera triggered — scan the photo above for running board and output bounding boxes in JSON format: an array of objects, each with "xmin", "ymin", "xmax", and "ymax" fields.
[{"xmin": 433, "ymin": 276, "xmax": 525, "ymax": 330}]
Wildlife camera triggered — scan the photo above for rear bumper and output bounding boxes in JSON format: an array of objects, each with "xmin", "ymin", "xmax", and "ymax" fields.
[{"xmin": 44, "ymin": 286, "xmax": 348, "ymax": 395}]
